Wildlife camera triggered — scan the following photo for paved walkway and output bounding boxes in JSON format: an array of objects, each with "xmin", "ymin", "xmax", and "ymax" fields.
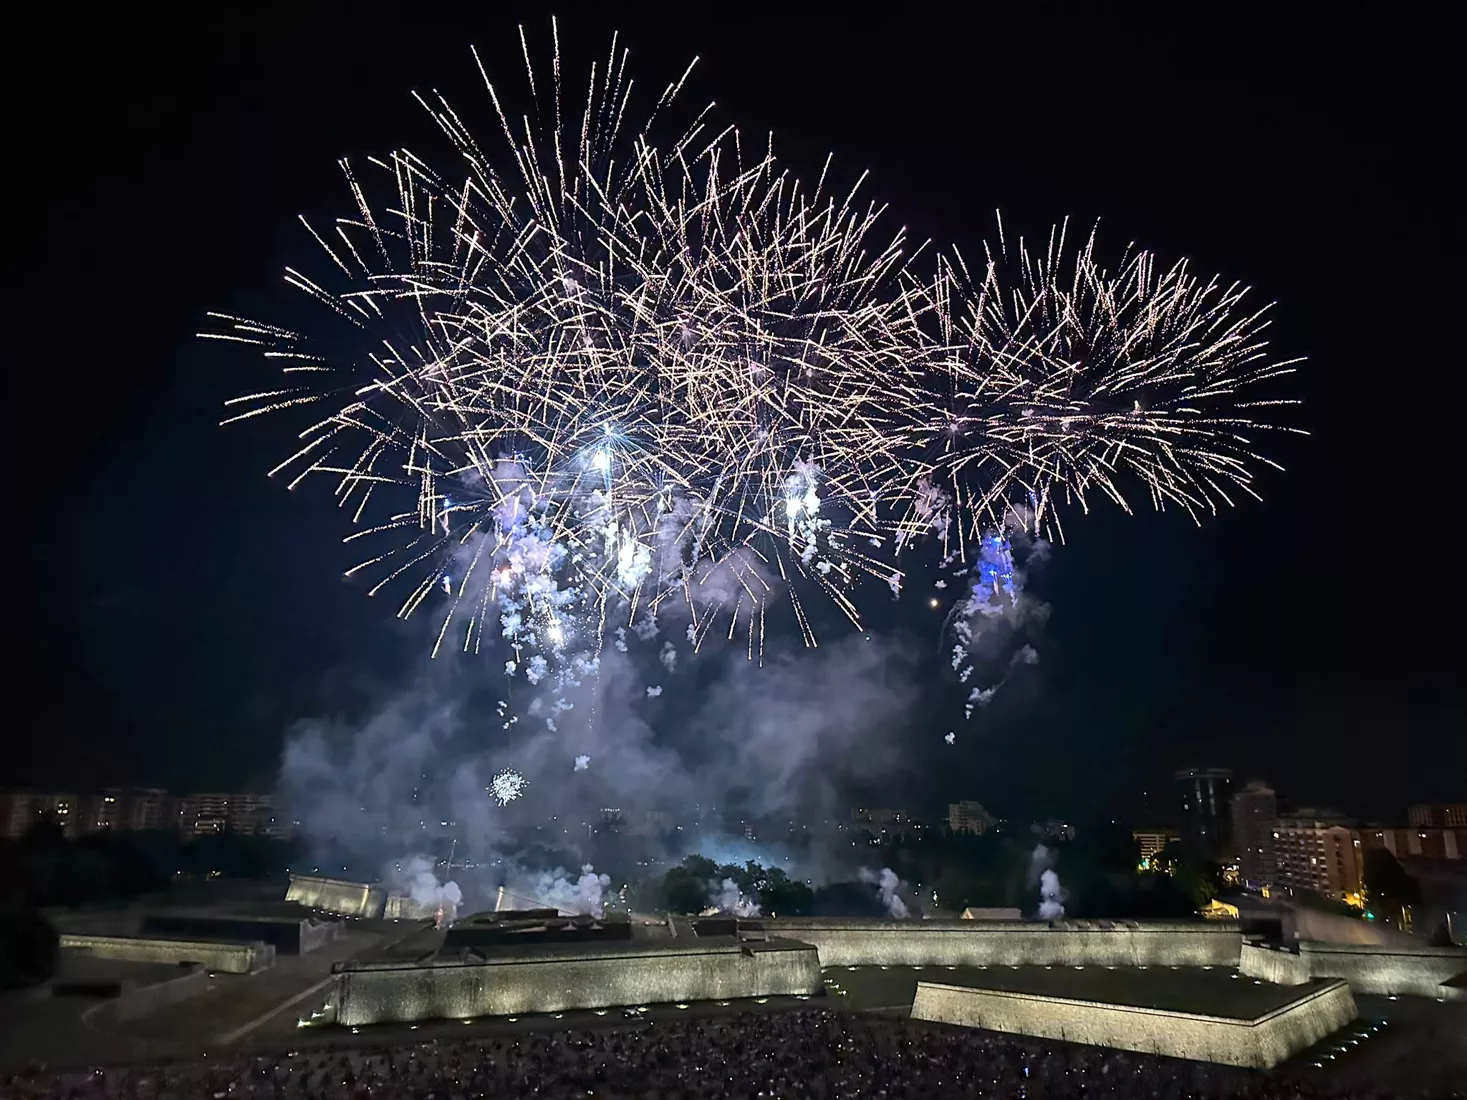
[
  {"xmin": 107, "ymin": 928, "xmax": 382, "ymax": 1049},
  {"xmin": 0, "ymin": 926, "xmax": 414, "ymax": 1071}
]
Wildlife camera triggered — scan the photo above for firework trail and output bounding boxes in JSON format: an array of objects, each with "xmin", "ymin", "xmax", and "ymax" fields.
[
  {"xmin": 890, "ymin": 215, "xmax": 1305, "ymax": 551},
  {"xmin": 204, "ymin": 21, "xmax": 926, "ymax": 677},
  {"xmin": 205, "ymin": 24, "xmax": 1301, "ymax": 691}
]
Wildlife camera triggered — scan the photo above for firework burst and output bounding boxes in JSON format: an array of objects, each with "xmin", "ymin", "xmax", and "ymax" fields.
[
  {"xmin": 890, "ymin": 216, "xmax": 1304, "ymax": 552},
  {"xmin": 489, "ymin": 768, "xmax": 527, "ymax": 806},
  {"xmin": 205, "ymin": 24, "xmax": 1301, "ymax": 672},
  {"xmin": 204, "ymin": 21, "xmax": 928, "ymax": 664}
]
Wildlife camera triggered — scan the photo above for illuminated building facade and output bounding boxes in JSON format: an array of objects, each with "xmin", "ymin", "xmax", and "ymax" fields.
[
  {"xmin": 947, "ymin": 801, "xmax": 995, "ymax": 836},
  {"xmin": 1133, "ymin": 828, "xmax": 1180, "ymax": 869},
  {"xmin": 1232, "ymin": 780, "xmax": 1279, "ymax": 890},
  {"xmin": 1272, "ymin": 809, "xmax": 1363, "ymax": 902}
]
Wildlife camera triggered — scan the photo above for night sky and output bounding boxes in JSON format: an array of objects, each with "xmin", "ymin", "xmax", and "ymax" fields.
[{"xmin": 13, "ymin": 2, "xmax": 1462, "ymax": 824}]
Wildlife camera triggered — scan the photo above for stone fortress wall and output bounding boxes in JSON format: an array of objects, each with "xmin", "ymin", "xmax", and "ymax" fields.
[
  {"xmin": 911, "ymin": 978, "xmax": 1359, "ymax": 1070},
  {"xmin": 330, "ymin": 917, "xmax": 1465, "ymax": 1025},
  {"xmin": 285, "ymin": 874, "xmax": 387, "ymax": 919},
  {"xmin": 58, "ymin": 933, "xmax": 274, "ymax": 974},
  {"xmin": 331, "ymin": 939, "xmax": 822, "ymax": 1026},
  {"xmin": 760, "ymin": 919, "xmax": 1244, "ymax": 969}
]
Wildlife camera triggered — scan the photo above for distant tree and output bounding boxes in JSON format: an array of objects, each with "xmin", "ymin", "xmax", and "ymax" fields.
[
  {"xmin": 713, "ymin": 860, "xmax": 764, "ymax": 896},
  {"xmin": 659, "ymin": 855, "xmax": 720, "ymax": 913},
  {"xmin": 1150, "ymin": 841, "xmax": 1221, "ymax": 909},
  {"xmin": 679, "ymin": 855, "xmax": 718, "ymax": 881},
  {"xmin": 1362, "ymin": 848, "xmax": 1421, "ymax": 909},
  {"xmin": 757, "ymin": 868, "xmax": 813, "ymax": 917}
]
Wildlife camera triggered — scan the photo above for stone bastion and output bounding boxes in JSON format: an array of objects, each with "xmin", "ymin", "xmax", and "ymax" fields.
[
  {"xmin": 330, "ymin": 936, "xmax": 822, "ymax": 1026},
  {"xmin": 758, "ymin": 918, "xmax": 1244, "ymax": 968}
]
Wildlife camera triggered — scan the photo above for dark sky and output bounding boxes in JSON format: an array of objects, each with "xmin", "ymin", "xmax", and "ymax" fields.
[{"xmin": 11, "ymin": 2, "xmax": 1463, "ymax": 823}]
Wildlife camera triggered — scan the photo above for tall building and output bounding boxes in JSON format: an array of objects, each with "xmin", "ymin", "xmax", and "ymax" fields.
[
  {"xmin": 80, "ymin": 790, "xmax": 126, "ymax": 833},
  {"xmin": 1132, "ymin": 828, "xmax": 1179, "ymax": 868},
  {"xmin": 947, "ymin": 801, "xmax": 994, "ymax": 836},
  {"xmin": 1408, "ymin": 804, "xmax": 1467, "ymax": 828},
  {"xmin": 1176, "ymin": 767, "xmax": 1234, "ymax": 860},
  {"xmin": 174, "ymin": 792, "xmax": 277, "ymax": 838},
  {"xmin": 0, "ymin": 790, "xmax": 39, "ymax": 839},
  {"xmin": 1231, "ymin": 780, "xmax": 1279, "ymax": 890},
  {"xmin": 1, "ymin": 787, "xmax": 291, "ymax": 840},
  {"xmin": 5, "ymin": 792, "xmax": 83, "ymax": 838},
  {"xmin": 1358, "ymin": 826, "xmax": 1465, "ymax": 861},
  {"xmin": 124, "ymin": 788, "xmax": 171, "ymax": 832},
  {"xmin": 1273, "ymin": 809, "xmax": 1364, "ymax": 902}
]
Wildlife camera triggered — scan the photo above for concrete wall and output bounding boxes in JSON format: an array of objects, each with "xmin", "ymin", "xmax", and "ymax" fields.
[
  {"xmin": 761, "ymin": 919, "xmax": 1242, "ymax": 968},
  {"xmin": 1239, "ymin": 943, "xmax": 1312, "ymax": 985},
  {"xmin": 59, "ymin": 934, "xmax": 273, "ymax": 974},
  {"xmin": 286, "ymin": 874, "xmax": 387, "ymax": 919},
  {"xmin": 911, "ymin": 979, "xmax": 1357, "ymax": 1070},
  {"xmin": 384, "ymin": 895, "xmax": 435, "ymax": 920},
  {"xmin": 1237, "ymin": 938, "xmax": 1466, "ymax": 997},
  {"xmin": 332, "ymin": 940, "xmax": 822, "ymax": 1025},
  {"xmin": 1299, "ymin": 941, "xmax": 1466, "ymax": 998}
]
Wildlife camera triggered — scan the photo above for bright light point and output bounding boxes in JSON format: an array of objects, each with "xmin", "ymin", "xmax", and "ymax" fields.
[
  {"xmin": 441, "ymin": 576, "xmax": 453, "ymax": 595},
  {"xmin": 592, "ymin": 448, "xmax": 612, "ymax": 473},
  {"xmin": 929, "ymin": 597, "xmax": 940, "ymax": 608},
  {"xmin": 547, "ymin": 623, "xmax": 564, "ymax": 645},
  {"xmin": 490, "ymin": 768, "xmax": 526, "ymax": 805}
]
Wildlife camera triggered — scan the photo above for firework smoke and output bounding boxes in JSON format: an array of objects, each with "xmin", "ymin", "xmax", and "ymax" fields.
[
  {"xmin": 710, "ymin": 879, "xmax": 762, "ymax": 917},
  {"xmin": 1030, "ymin": 845, "xmax": 1066, "ymax": 921},
  {"xmin": 525, "ymin": 865, "xmax": 613, "ymax": 918},
  {"xmin": 393, "ymin": 856, "xmax": 463, "ymax": 926},
  {"xmin": 859, "ymin": 867, "xmax": 909, "ymax": 919}
]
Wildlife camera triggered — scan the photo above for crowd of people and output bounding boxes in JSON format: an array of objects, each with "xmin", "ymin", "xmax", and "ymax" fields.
[{"xmin": 3, "ymin": 1010, "xmax": 1454, "ymax": 1100}]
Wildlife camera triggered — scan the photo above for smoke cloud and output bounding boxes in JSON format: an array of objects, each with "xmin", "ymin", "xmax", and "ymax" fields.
[
  {"xmin": 1029, "ymin": 845, "xmax": 1066, "ymax": 921},
  {"xmin": 276, "ymin": 611, "xmax": 922, "ymax": 915},
  {"xmin": 517, "ymin": 864, "xmax": 613, "ymax": 917},
  {"xmin": 388, "ymin": 856, "xmax": 462, "ymax": 925},
  {"xmin": 859, "ymin": 866, "xmax": 909, "ymax": 918},
  {"xmin": 710, "ymin": 878, "xmax": 761, "ymax": 917}
]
